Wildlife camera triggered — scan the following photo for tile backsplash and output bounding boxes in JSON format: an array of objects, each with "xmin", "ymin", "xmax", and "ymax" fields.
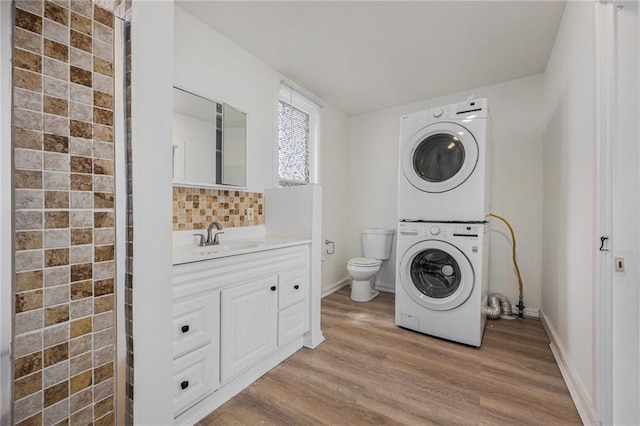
[{"xmin": 172, "ymin": 186, "xmax": 265, "ymax": 230}]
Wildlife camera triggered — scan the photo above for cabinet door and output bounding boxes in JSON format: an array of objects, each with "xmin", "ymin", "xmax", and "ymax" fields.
[
  {"xmin": 220, "ymin": 276, "xmax": 278, "ymax": 382},
  {"xmin": 278, "ymin": 300, "xmax": 308, "ymax": 347}
]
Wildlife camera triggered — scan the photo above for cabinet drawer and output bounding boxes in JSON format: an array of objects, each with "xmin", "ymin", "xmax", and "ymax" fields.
[
  {"xmin": 173, "ymin": 292, "xmax": 219, "ymax": 359},
  {"xmin": 278, "ymin": 267, "xmax": 308, "ymax": 310},
  {"xmin": 173, "ymin": 343, "xmax": 218, "ymax": 416},
  {"xmin": 278, "ymin": 301, "xmax": 308, "ymax": 347}
]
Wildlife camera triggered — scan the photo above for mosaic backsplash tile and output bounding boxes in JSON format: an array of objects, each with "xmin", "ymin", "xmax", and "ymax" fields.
[{"xmin": 173, "ymin": 186, "xmax": 265, "ymax": 231}]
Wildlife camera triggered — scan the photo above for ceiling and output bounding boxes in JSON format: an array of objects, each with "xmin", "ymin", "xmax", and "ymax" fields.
[{"xmin": 176, "ymin": 1, "xmax": 566, "ymax": 116}]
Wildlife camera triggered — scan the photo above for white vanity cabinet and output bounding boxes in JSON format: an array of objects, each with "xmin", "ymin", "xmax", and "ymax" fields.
[{"xmin": 172, "ymin": 243, "xmax": 310, "ymax": 424}]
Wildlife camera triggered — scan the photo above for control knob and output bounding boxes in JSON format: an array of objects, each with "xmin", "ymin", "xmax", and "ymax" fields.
[
  {"xmin": 430, "ymin": 226, "xmax": 441, "ymax": 236},
  {"xmin": 433, "ymin": 108, "xmax": 444, "ymax": 118}
]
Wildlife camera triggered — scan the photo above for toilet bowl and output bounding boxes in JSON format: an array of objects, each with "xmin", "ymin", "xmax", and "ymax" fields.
[
  {"xmin": 347, "ymin": 257, "xmax": 382, "ymax": 302},
  {"xmin": 347, "ymin": 228, "xmax": 394, "ymax": 302}
]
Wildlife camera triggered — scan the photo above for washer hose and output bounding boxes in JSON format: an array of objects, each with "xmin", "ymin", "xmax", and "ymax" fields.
[
  {"xmin": 487, "ymin": 213, "xmax": 525, "ymax": 318},
  {"xmin": 487, "ymin": 293, "xmax": 516, "ymax": 320}
]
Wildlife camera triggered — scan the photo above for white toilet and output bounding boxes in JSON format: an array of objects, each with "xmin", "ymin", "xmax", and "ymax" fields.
[{"xmin": 347, "ymin": 228, "xmax": 395, "ymax": 302}]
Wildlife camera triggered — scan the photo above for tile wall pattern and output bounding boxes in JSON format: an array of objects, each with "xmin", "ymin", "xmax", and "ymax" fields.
[
  {"xmin": 122, "ymin": 12, "xmax": 134, "ymax": 426},
  {"xmin": 12, "ymin": 1, "xmax": 117, "ymax": 424},
  {"xmin": 172, "ymin": 186, "xmax": 265, "ymax": 231}
]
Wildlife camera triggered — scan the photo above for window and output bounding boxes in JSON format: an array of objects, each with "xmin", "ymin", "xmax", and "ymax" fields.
[{"xmin": 278, "ymin": 86, "xmax": 319, "ymax": 186}]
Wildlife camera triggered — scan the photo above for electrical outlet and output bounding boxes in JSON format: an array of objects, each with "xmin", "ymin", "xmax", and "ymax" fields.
[
  {"xmin": 615, "ymin": 257, "xmax": 625, "ymax": 272},
  {"xmin": 247, "ymin": 208, "xmax": 254, "ymax": 222}
]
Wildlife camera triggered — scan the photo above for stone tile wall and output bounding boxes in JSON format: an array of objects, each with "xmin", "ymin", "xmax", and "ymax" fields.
[
  {"xmin": 12, "ymin": 1, "xmax": 117, "ymax": 424},
  {"xmin": 122, "ymin": 13, "xmax": 134, "ymax": 426},
  {"xmin": 172, "ymin": 186, "xmax": 265, "ymax": 231}
]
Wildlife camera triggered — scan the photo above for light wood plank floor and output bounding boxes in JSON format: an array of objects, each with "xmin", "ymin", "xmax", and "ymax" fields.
[{"xmin": 198, "ymin": 288, "xmax": 581, "ymax": 425}]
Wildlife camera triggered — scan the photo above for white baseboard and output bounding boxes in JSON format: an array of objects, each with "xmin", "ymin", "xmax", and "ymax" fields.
[
  {"xmin": 322, "ymin": 279, "xmax": 395, "ymax": 298},
  {"xmin": 540, "ymin": 311, "xmax": 597, "ymax": 425},
  {"xmin": 321, "ymin": 278, "xmax": 349, "ymax": 298},
  {"xmin": 513, "ymin": 307, "xmax": 540, "ymax": 319},
  {"xmin": 375, "ymin": 280, "xmax": 395, "ymax": 294}
]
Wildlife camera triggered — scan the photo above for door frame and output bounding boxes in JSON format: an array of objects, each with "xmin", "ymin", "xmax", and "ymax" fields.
[
  {"xmin": 594, "ymin": 1, "xmax": 615, "ymax": 423},
  {"xmin": 595, "ymin": 1, "xmax": 640, "ymax": 424}
]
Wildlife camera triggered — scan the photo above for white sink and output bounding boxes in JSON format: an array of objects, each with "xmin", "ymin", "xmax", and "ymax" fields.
[{"xmin": 193, "ymin": 240, "xmax": 263, "ymax": 256}]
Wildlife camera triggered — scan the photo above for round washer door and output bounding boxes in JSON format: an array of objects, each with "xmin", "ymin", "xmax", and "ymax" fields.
[
  {"xmin": 401, "ymin": 122, "xmax": 478, "ymax": 193},
  {"xmin": 399, "ymin": 240, "xmax": 475, "ymax": 311}
]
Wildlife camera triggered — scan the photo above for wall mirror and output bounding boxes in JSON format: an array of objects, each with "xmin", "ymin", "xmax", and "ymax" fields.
[{"xmin": 172, "ymin": 87, "xmax": 247, "ymax": 187}]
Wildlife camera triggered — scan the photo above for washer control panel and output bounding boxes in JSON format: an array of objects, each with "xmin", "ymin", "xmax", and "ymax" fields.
[{"xmin": 399, "ymin": 222, "xmax": 484, "ymax": 240}]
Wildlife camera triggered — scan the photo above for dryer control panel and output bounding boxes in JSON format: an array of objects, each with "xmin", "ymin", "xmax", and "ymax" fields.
[{"xmin": 401, "ymin": 98, "xmax": 488, "ymax": 125}]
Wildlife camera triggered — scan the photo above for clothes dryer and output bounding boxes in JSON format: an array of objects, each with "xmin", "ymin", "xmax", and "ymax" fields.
[
  {"xmin": 395, "ymin": 221, "xmax": 489, "ymax": 347},
  {"xmin": 398, "ymin": 99, "xmax": 491, "ymax": 222}
]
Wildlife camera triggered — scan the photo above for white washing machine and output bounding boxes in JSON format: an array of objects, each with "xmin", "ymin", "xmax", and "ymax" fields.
[
  {"xmin": 398, "ymin": 99, "xmax": 491, "ymax": 222},
  {"xmin": 395, "ymin": 221, "xmax": 489, "ymax": 347}
]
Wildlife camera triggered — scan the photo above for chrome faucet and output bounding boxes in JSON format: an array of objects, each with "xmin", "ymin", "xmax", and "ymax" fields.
[
  {"xmin": 207, "ymin": 221, "xmax": 224, "ymax": 245},
  {"xmin": 193, "ymin": 221, "xmax": 225, "ymax": 246}
]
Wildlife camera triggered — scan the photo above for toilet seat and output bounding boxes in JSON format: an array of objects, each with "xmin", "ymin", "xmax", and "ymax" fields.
[{"xmin": 348, "ymin": 257, "xmax": 381, "ymax": 267}]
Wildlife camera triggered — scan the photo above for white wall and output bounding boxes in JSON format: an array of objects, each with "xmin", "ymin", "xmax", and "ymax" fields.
[
  {"xmin": 174, "ymin": 6, "xmax": 274, "ymax": 193},
  {"xmin": 319, "ymin": 106, "xmax": 350, "ymax": 293},
  {"xmin": 173, "ymin": 112, "xmax": 217, "ymax": 183},
  {"xmin": 541, "ymin": 0, "xmax": 597, "ymax": 420},
  {"xmin": 347, "ymin": 74, "xmax": 544, "ymax": 308},
  {"xmin": 130, "ymin": 2, "xmax": 175, "ymax": 424},
  {"xmin": 173, "ymin": 6, "xmax": 350, "ymax": 294}
]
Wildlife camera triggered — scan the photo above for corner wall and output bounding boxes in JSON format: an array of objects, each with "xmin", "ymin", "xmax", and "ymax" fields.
[
  {"xmin": 347, "ymin": 74, "xmax": 544, "ymax": 308},
  {"xmin": 541, "ymin": 1, "xmax": 597, "ymax": 421},
  {"xmin": 129, "ymin": 1, "xmax": 174, "ymax": 424},
  {"xmin": 319, "ymin": 105, "xmax": 350, "ymax": 294}
]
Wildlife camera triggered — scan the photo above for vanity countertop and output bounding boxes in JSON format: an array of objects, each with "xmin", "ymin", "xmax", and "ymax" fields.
[{"xmin": 172, "ymin": 235, "xmax": 311, "ymax": 265}]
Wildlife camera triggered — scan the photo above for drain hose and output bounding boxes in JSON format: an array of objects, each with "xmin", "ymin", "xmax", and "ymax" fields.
[{"xmin": 487, "ymin": 293, "xmax": 517, "ymax": 320}]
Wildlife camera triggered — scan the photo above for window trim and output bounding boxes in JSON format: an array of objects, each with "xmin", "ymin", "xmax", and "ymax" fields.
[{"xmin": 278, "ymin": 86, "xmax": 320, "ymax": 186}]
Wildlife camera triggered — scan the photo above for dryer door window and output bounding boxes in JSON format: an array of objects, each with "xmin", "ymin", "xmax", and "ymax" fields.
[
  {"xmin": 413, "ymin": 134, "xmax": 465, "ymax": 183},
  {"xmin": 402, "ymin": 122, "xmax": 479, "ymax": 193},
  {"xmin": 399, "ymin": 240, "xmax": 475, "ymax": 311},
  {"xmin": 410, "ymin": 249, "xmax": 462, "ymax": 299}
]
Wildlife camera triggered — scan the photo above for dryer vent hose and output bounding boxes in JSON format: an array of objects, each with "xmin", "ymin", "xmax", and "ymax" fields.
[{"xmin": 487, "ymin": 293, "xmax": 517, "ymax": 320}]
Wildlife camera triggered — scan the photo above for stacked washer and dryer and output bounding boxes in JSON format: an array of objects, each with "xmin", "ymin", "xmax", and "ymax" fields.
[{"xmin": 396, "ymin": 99, "xmax": 491, "ymax": 347}]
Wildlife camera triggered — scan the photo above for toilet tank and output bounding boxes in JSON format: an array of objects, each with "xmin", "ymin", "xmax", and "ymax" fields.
[{"xmin": 362, "ymin": 228, "xmax": 395, "ymax": 260}]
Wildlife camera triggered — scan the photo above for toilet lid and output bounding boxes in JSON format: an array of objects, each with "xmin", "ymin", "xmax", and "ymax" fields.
[{"xmin": 349, "ymin": 257, "xmax": 380, "ymax": 267}]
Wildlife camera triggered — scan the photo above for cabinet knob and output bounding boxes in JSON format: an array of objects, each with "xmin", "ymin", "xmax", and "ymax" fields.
[
  {"xmin": 294, "ymin": 284, "xmax": 299, "ymax": 290},
  {"xmin": 181, "ymin": 380, "xmax": 189, "ymax": 390},
  {"xmin": 270, "ymin": 285, "xmax": 276, "ymax": 292},
  {"xmin": 181, "ymin": 325, "xmax": 189, "ymax": 333}
]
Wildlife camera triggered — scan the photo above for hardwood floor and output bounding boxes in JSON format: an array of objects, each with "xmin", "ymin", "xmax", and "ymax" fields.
[{"xmin": 197, "ymin": 288, "xmax": 581, "ymax": 425}]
